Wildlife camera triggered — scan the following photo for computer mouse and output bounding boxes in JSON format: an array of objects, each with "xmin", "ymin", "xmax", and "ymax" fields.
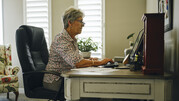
[
  {"xmin": 104, "ymin": 62, "xmax": 119, "ymax": 68},
  {"xmin": 114, "ymin": 62, "xmax": 119, "ymax": 66},
  {"xmin": 107, "ymin": 62, "xmax": 111, "ymax": 65}
]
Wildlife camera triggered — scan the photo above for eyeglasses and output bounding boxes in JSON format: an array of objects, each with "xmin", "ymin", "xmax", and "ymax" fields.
[{"xmin": 76, "ymin": 20, "xmax": 85, "ymax": 25}]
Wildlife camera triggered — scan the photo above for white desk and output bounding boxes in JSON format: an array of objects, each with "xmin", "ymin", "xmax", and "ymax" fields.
[{"xmin": 62, "ymin": 67, "xmax": 173, "ymax": 101}]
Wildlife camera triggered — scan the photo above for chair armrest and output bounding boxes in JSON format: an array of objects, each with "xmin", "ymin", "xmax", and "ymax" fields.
[
  {"xmin": 5, "ymin": 66, "xmax": 20, "ymax": 75},
  {"xmin": 23, "ymin": 70, "xmax": 62, "ymax": 78}
]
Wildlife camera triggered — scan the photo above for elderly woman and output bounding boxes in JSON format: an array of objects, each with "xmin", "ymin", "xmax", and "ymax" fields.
[{"xmin": 43, "ymin": 7, "xmax": 113, "ymax": 92}]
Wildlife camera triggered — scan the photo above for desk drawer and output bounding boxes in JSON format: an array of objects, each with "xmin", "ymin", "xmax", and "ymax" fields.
[
  {"xmin": 83, "ymin": 82, "xmax": 151, "ymax": 95},
  {"xmin": 80, "ymin": 78, "xmax": 154, "ymax": 99}
]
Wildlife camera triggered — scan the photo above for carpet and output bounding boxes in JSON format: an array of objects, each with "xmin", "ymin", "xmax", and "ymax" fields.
[
  {"xmin": 0, "ymin": 89, "xmax": 147, "ymax": 101},
  {"xmin": 0, "ymin": 89, "xmax": 48, "ymax": 101},
  {"xmin": 0, "ymin": 93, "xmax": 146, "ymax": 101}
]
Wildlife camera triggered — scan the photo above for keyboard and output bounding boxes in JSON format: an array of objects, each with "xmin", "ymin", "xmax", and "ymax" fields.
[
  {"xmin": 102, "ymin": 62, "xmax": 130, "ymax": 69},
  {"xmin": 115, "ymin": 66, "xmax": 130, "ymax": 69}
]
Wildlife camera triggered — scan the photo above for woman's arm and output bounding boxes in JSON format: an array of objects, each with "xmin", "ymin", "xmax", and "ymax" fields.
[{"xmin": 75, "ymin": 58, "xmax": 113, "ymax": 68}]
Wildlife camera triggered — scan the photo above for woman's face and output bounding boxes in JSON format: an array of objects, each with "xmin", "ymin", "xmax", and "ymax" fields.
[{"xmin": 71, "ymin": 17, "xmax": 84, "ymax": 35}]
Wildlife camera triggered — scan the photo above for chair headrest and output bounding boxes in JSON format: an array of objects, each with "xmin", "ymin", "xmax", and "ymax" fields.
[
  {"xmin": 16, "ymin": 25, "xmax": 49, "ymax": 72},
  {"xmin": 18, "ymin": 25, "xmax": 46, "ymax": 51}
]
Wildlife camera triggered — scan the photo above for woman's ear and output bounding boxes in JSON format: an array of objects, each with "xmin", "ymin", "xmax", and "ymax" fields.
[{"xmin": 68, "ymin": 20, "xmax": 72, "ymax": 27}]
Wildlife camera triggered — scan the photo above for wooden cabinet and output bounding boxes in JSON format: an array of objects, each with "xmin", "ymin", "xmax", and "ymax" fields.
[{"xmin": 142, "ymin": 13, "xmax": 164, "ymax": 75}]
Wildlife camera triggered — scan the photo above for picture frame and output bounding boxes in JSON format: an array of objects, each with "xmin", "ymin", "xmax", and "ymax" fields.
[{"xmin": 158, "ymin": 0, "xmax": 173, "ymax": 32}]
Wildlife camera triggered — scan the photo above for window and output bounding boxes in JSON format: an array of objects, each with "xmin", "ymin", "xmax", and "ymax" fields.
[
  {"xmin": 0, "ymin": 0, "xmax": 3, "ymax": 45},
  {"xmin": 75, "ymin": 0, "xmax": 104, "ymax": 58},
  {"xmin": 24, "ymin": 0, "xmax": 51, "ymax": 47}
]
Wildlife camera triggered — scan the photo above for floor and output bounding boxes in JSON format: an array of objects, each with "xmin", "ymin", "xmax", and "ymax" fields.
[
  {"xmin": 0, "ymin": 88, "xmax": 149, "ymax": 101},
  {"xmin": 0, "ymin": 88, "xmax": 47, "ymax": 101}
]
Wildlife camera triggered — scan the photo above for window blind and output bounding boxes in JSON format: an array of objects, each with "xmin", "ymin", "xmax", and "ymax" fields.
[
  {"xmin": 0, "ymin": 0, "xmax": 3, "ymax": 45},
  {"xmin": 76, "ymin": 0, "xmax": 103, "ymax": 58},
  {"xmin": 25, "ymin": 0, "xmax": 51, "ymax": 47}
]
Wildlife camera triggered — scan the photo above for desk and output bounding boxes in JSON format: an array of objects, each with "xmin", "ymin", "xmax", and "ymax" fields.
[{"xmin": 62, "ymin": 67, "xmax": 173, "ymax": 101}]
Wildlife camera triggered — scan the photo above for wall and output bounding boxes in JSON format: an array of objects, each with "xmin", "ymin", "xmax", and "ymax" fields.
[
  {"xmin": 146, "ymin": 0, "xmax": 158, "ymax": 13},
  {"xmin": 165, "ymin": 0, "xmax": 179, "ymax": 100},
  {"xmin": 146, "ymin": 0, "xmax": 179, "ymax": 101},
  {"xmin": 3, "ymin": 0, "xmax": 23, "ymax": 88},
  {"xmin": 51, "ymin": 0, "xmax": 74, "ymax": 40},
  {"xmin": 105, "ymin": 0, "xmax": 146, "ymax": 58}
]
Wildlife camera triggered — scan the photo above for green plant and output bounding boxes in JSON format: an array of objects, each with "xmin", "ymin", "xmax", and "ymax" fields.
[
  {"xmin": 77, "ymin": 37, "xmax": 98, "ymax": 52},
  {"xmin": 127, "ymin": 33, "xmax": 135, "ymax": 46},
  {"xmin": 127, "ymin": 33, "xmax": 135, "ymax": 39}
]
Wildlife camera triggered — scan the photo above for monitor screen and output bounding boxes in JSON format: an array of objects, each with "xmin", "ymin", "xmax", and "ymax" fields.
[{"xmin": 129, "ymin": 29, "xmax": 144, "ymax": 63}]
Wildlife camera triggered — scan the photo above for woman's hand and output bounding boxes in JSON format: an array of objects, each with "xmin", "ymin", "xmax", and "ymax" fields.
[
  {"xmin": 75, "ymin": 58, "xmax": 114, "ymax": 68},
  {"xmin": 89, "ymin": 57, "xmax": 98, "ymax": 61},
  {"xmin": 99, "ymin": 58, "xmax": 114, "ymax": 65},
  {"xmin": 92, "ymin": 58, "xmax": 114, "ymax": 66}
]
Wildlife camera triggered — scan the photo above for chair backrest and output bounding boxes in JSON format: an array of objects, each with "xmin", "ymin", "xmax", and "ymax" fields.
[
  {"xmin": 16, "ymin": 25, "xmax": 49, "ymax": 89},
  {"xmin": 0, "ymin": 45, "xmax": 12, "ymax": 74},
  {"xmin": 16, "ymin": 25, "xmax": 49, "ymax": 73}
]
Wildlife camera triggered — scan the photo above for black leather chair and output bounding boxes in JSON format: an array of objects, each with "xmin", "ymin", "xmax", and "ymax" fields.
[{"xmin": 16, "ymin": 25, "xmax": 65, "ymax": 101}]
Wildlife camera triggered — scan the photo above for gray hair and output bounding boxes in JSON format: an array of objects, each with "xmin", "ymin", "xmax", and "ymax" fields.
[{"xmin": 62, "ymin": 7, "xmax": 84, "ymax": 29}]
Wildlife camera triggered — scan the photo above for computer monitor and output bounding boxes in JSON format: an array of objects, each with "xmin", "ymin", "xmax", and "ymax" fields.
[{"xmin": 129, "ymin": 29, "xmax": 144, "ymax": 64}]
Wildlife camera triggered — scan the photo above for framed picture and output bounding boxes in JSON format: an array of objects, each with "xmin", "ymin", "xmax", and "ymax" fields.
[{"xmin": 158, "ymin": 0, "xmax": 173, "ymax": 32}]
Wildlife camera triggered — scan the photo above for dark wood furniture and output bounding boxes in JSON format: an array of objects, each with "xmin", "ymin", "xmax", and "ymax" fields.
[{"xmin": 142, "ymin": 13, "xmax": 164, "ymax": 75}]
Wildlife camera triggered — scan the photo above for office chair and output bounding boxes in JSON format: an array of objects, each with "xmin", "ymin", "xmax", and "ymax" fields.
[{"xmin": 15, "ymin": 25, "xmax": 65, "ymax": 101}]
